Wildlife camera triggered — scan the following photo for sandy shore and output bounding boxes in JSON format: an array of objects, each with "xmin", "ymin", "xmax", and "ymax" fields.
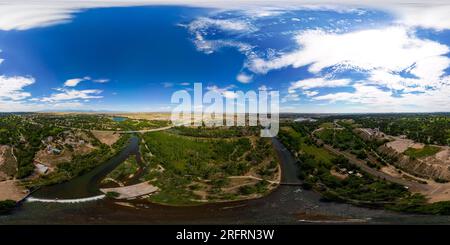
[
  {"xmin": 0, "ymin": 180, "xmax": 29, "ymax": 201},
  {"xmin": 100, "ymin": 182, "xmax": 159, "ymax": 199}
]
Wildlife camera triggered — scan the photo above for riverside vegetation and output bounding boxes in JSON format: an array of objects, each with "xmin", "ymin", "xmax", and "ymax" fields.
[{"xmin": 279, "ymin": 116, "xmax": 450, "ymax": 215}]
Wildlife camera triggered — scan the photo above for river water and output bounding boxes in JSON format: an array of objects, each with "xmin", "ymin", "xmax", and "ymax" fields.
[{"xmin": 1, "ymin": 136, "xmax": 450, "ymax": 224}]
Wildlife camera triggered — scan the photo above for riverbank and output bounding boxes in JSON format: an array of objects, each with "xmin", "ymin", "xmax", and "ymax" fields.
[{"xmin": 0, "ymin": 180, "xmax": 28, "ymax": 202}]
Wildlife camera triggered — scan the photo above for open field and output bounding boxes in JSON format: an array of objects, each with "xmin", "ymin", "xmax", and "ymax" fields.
[
  {"xmin": 405, "ymin": 145, "xmax": 442, "ymax": 159},
  {"xmin": 101, "ymin": 182, "xmax": 159, "ymax": 200},
  {"xmin": 0, "ymin": 180, "xmax": 28, "ymax": 201},
  {"xmin": 91, "ymin": 130, "xmax": 121, "ymax": 145},
  {"xmin": 111, "ymin": 112, "xmax": 171, "ymax": 121},
  {"xmin": 386, "ymin": 138, "xmax": 415, "ymax": 153}
]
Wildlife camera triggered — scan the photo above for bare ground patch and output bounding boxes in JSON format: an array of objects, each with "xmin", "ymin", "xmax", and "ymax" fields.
[
  {"xmin": 101, "ymin": 182, "xmax": 159, "ymax": 199},
  {"xmin": 386, "ymin": 138, "xmax": 414, "ymax": 153},
  {"xmin": 91, "ymin": 130, "xmax": 121, "ymax": 145},
  {"xmin": 0, "ymin": 145, "xmax": 17, "ymax": 179},
  {"xmin": 0, "ymin": 180, "xmax": 29, "ymax": 201},
  {"xmin": 112, "ymin": 113, "xmax": 171, "ymax": 121}
]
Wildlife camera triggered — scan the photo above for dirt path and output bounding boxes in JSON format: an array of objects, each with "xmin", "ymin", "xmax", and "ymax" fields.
[{"xmin": 227, "ymin": 175, "xmax": 280, "ymax": 185}]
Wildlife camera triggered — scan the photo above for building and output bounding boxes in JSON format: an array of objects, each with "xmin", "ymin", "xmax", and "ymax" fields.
[
  {"xmin": 357, "ymin": 128, "xmax": 385, "ymax": 141},
  {"xmin": 35, "ymin": 163, "xmax": 49, "ymax": 175}
]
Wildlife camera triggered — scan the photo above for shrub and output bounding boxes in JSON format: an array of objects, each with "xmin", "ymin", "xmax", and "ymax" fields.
[{"xmin": 0, "ymin": 200, "xmax": 16, "ymax": 215}]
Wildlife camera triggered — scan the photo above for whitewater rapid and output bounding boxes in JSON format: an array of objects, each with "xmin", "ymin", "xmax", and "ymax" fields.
[{"xmin": 26, "ymin": 195, "xmax": 105, "ymax": 204}]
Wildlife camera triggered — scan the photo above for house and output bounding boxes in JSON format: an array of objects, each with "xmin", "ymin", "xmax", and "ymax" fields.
[{"xmin": 51, "ymin": 148, "xmax": 61, "ymax": 154}]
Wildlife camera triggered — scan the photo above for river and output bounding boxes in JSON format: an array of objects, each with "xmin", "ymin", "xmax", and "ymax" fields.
[{"xmin": 1, "ymin": 136, "xmax": 450, "ymax": 224}]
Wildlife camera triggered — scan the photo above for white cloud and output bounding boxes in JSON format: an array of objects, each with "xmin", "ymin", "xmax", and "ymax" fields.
[
  {"xmin": 188, "ymin": 17, "xmax": 255, "ymax": 33},
  {"xmin": 222, "ymin": 91, "xmax": 238, "ymax": 99},
  {"xmin": 161, "ymin": 82, "xmax": 174, "ymax": 88},
  {"xmin": 93, "ymin": 78, "xmax": 109, "ymax": 83},
  {"xmin": 206, "ymin": 84, "xmax": 235, "ymax": 93},
  {"xmin": 258, "ymin": 85, "xmax": 271, "ymax": 91},
  {"xmin": 0, "ymin": 74, "xmax": 104, "ymax": 111},
  {"xmin": 0, "ymin": 3, "xmax": 78, "ymax": 31},
  {"xmin": 313, "ymin": 84, "xmax": 392, "ymax": 104},
  {"xmin": 1, "ymin": 0, "xmax": 450, "ymax": 113},
  {"xmin": 288, "ymin": 78, "xmax": 351, "ymax": 92},
  {"xmin": 64, "ymin": 76, "xmax": 109, "ymax": 87},
  {"xmin": 283, "ymin": 78, "xmax": 346, "ymax": 102},
  {"xmin": 64, "ymin": 78, "xmax": 84, "ymax": 87},
  {"xmin": 191, "ymin": 30, "xmax": 253, "ymax": 55},
  {"xmin": 248, "ymin": 27, "xmax": 449, "ymax": 76},
  {"xmin": 40, "ymin": 88, "xmax": 103, "ymax": 102},
  {"xmin": 186, "ymin": 14, "xmax": 257, "ymax": 55},
  {"xmin": 206, "ymin": 84, "xmax": 239, "ymax": 98},
  {"xmin": 312, "ymin": 82, "xmax": 450, "ymax": 112},
  {"xmin": 281, "ymin": 93, "xmax": 300, "ymax": 103},
  {"xmin": 1, "ymin": 1, "xmax": 450, "ymax": 31},
  {"xmin": 0, "ymin": 75, "xmax": 34, "ymax": 101},
  {"xmin": 243, "ymin": 8, "xmax": 285, "ymax": 18},
  {"xmin": 394, "ymin": 5, "xmax": 450, "ymax": 31},
  {"xmin": 303, "ymin": 90, "xmax": 319, "ymax": 97},
  {"xmin": 236, "ymin": 72, "xmax": 253, "ymax": 83},
  {"xmin": 250, "ymin": 26, "xmax": 450, "ymax": 111}
]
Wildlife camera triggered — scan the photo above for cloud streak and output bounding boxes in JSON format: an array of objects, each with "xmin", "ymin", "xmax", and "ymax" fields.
[
  {"xmin": 0, "ymin": 75, "xmax": 34, "ymax": 101},
  {"xmin": 1, "ymin": 1, "xmax": 450, "ymax": 31},
  {"xmin": 40, "ymin": 88, "xmax": 103, "ymax": 102}
]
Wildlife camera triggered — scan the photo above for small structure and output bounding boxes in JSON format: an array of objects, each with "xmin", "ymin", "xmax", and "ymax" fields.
[
  {"xmin": 357, "ymin": 128, "xmax": 385, "ymax": 140},
  {"xmin": 46, "ymin": 145, "xmax": 61, "ymax": 154},
  {"xmin": 35, "ymin": 163, "xmax": 49, "ymax": 175}
]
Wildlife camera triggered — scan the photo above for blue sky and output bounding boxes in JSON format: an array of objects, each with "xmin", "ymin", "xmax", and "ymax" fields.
[{"xmin": 0, "ymin": 1, "xmax": 449, "ymax": 113}]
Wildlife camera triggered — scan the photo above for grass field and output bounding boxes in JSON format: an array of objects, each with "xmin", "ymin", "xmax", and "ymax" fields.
[
  {"xmin": 320, "ymin": 122, "xmax": 334, "ymax": 129},
  {"xmin": 404, "ymin": 145, "xmax": 441, "ymax": 159}
]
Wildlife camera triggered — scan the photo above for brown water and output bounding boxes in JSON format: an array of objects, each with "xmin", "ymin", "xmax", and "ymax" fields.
[{"xmin": 2, "ymin": 137, "xmax": 450, "ymax": 224}]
